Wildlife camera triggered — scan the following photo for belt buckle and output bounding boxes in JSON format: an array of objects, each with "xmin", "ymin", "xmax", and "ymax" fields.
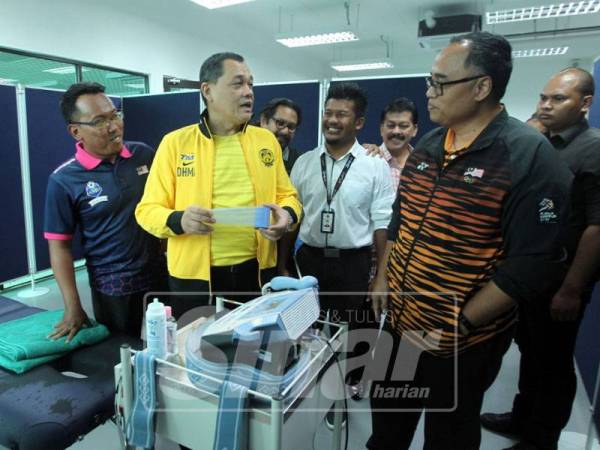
[{"xmin": 324, "ymin": 248, "xmax": 340, "ymax": 258}]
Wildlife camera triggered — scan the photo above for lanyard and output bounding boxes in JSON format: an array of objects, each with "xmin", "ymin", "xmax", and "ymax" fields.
[{"xmin": 320, "ymin": 152, "xmax": 355, "ymax": 206}]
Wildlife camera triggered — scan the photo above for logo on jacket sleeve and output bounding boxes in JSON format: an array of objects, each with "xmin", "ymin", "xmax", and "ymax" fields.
[
  {"xmin": 259, "ymin": 148, "xmax": 275, "ymax": 167},
  {"xmin": 538, "ymin": 198, "xmax": 558, "ymax": 224},
  {"xmin": 416, "ymin": 162, "xmax": 429, "ymax": 171}
]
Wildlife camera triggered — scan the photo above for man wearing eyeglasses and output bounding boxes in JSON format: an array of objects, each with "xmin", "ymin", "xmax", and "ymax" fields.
[
  {"xmin": 259, "ymin": 97, "xmax": 302, "ymax": 174},
  {"xmin": 367, "ymin": 32, "xmax": 572, "ymax": 450},
  {"xmin": 44, "ymin": 82, "xmax": 166, "ymax": 341}
]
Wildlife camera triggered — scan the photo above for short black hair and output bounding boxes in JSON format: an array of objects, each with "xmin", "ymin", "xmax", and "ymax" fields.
[
  {"xmin": 380, "ymin": 97, "xmax": 418, "ymax": 125},
  {"xmin": 450, "ymin": 31, "xmax": 513, "ymax": 102},
  {"xmin": 325, "ymin": 82, "xmax": 368, "ymax": 118},
  {"xmin": 259, "ymin": 97, "xmax": 302, "ymax": 127},
  {"xmin": 559, "ymin": 67, "xmax": 595, "ymax": 97},
  {"xmin": 60, "ymin": 82, "xmax": 106, "ymax": 124},
  {"xmin": 199, "ymin": 52, "xmax": 245, "ymax": 102}
]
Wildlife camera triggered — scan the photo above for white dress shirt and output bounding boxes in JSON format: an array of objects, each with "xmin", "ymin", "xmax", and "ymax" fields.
[{"xmin": 291, "ymin": 140, "xmax": 394, "ymax": 249}]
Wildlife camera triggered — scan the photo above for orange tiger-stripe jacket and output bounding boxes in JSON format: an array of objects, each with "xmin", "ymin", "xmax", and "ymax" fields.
[{"xmin": 387, "ymin": 109, "xmax": 573, "ymax": 356}]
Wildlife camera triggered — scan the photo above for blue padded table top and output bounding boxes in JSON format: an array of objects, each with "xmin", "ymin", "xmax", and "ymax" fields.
[
  {"xmin": 0, "ymin": 295, "xmax": 140, "ymax": 450},
  {"xmin": 0, "ymin": 296, "xmax": 43, "ymax": 324}
]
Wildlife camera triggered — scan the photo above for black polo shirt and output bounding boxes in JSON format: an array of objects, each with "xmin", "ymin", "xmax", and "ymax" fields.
[{"xmin": 547, "ymin": 119, "xmax": 600, "ymax": 257}]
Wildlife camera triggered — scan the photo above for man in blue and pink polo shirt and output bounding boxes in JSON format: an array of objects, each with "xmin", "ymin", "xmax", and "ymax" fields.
[{"xmin": 44, "ymin": 82, "xmax": 166, "ymax": 341}]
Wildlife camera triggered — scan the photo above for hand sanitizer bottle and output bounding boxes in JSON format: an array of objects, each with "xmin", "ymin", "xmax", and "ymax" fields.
[{"xmin": 146, "ymin": 298, "xmax": 167, "ymax": 358}]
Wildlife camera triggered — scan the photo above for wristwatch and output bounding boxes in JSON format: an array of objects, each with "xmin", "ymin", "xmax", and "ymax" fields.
[
  {"xmin": 284, "ymin": 210, "xmax": 293, "ymax": 233},
  {"xmin": 457, "ymin": 311, "xmax": 477, "ymax": 336}
]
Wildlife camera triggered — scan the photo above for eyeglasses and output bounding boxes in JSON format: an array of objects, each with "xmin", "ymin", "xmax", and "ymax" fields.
[
  {"xmin": 270, "ymin": 117, "xmax": 297, "ymax": 132},
  {"xmin": 70, "ymin": 111, "xmax": 124, "ymax": 129},
  {"xmin": 425, "ymin": 74, "xmax": 487, "ymax": 96}
]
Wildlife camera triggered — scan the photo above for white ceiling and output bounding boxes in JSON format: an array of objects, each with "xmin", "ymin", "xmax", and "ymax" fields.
[{"xmin": 88, "ymin": 0, "xmax": 600, "ymax": 79}]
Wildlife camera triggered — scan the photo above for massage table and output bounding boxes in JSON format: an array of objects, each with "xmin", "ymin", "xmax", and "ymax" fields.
[{"xmin": 0, "ymin": 295, "xmax": 140, "ymax": 450}]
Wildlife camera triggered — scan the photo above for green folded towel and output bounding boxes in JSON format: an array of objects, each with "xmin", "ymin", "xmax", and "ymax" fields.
[{"xmin": 0, "ymin": 310, "xmax": 110, "ymax": 374}]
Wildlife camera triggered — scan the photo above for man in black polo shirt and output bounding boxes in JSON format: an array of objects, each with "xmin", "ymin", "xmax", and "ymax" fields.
[
  {"xmin": 481, "ymin": 68, "xmax": 600, "ymax": 450},
  {"xmin": 44, "ymin": 82, "xmax": 166, "ymax": 341}
]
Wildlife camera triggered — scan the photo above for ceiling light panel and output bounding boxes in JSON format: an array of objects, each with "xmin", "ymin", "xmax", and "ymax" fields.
[
  {"xmin": 512, "ymin": 47, "xmax": 569, "ymax": 57},
  {"xmin": 276, "ymin": 31, "xmax": 359, "ymax": 48},
  {"xmin": 331, "ymin": 61, "xmax": 394, "ymax": 72},
  {"xmin": 42, "ymin": 66, "xmax": 76, "ymax": 75},
  {"xmin": 487, "ymin": 1, "xmax": 600, "ymax": 24},
  {"xmin": 189, "ymin": 0, "xmax": 254, "ymax": 9},
  {"xmin": 124, "ymin": 83, "xmax": 147, "ymax": 89}
]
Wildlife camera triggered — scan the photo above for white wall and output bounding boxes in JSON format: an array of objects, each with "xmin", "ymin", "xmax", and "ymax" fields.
[
  {"xmin": 0, "ymin": 0, "xmax": 321, "ymax": 93},
  {"xmin": 504, "ymin": 57, "xmax": 595, "ymax": 121},
  {"xmin": 1, "ymin": 0, "xmax": 597, "ymax": 121}
]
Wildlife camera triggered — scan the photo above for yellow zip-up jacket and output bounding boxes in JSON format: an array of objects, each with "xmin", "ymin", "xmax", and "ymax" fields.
[{"xmin": 135, "ymin": 112, "xmax": 302, "ymax": 281}]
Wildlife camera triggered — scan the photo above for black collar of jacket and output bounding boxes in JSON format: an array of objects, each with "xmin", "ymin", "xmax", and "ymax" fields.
[
  {"xmin": 546, "ymin": 118, "xmax": 589, "ymax": 147},
  {"xmin": 464, "ymin": 107, "xmax": 509, "ymax": 152},
  {"xmin": 424, "ymin": 107, "xmax": 509, "ymax": 163},
  {"xmin": 197, "ymin": 108, "xmax": 250, "ymax": 139}
]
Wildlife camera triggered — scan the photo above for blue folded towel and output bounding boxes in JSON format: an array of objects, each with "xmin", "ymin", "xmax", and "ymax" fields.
[{"xmin": 127, "ymin": 351, "xmax": 157, "ymax": 449}]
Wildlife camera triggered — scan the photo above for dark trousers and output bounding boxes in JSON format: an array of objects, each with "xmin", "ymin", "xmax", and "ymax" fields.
[
  {"xmin": 367, "ymin": 325, "xmax": 513, "ymax": 450},
  {"xmin": 90, "ymin": 288, "xmax": 146, "ymax": 339},
  {"xmin": 167, "ymin": 259, "xmax": 276, "ymax": 324},
  {"xmin": 296, "ymin": 244, "xmax": 372, "ymax": 384},
  {"xmin": 512, "ymin": 298, "xmax": 588, "ymax": 449}
]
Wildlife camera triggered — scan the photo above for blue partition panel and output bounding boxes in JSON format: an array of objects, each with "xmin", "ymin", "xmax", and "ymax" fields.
[
  {"xmin": 574, "ymin": 58, "xmax": 600, "ymax": 433},
  {"xmin": 111, "ymin": 96, "xmax": 121, "ymax": 111},
  {"xmin": 331, "ymin": 77, "xmax": 435, "ymax": 147},
  {"xmin": 122, "ymin": 92, "xmax": 200, "ymax": 151},
  {"xmin": 575, "ymin": 284, "xmax": 600, "ymax": 431},
  {"xmin": 253, "ymin": 82, "xmax": 320, "ymax": 152},
  {"xmin": 26, "ymin": 88, "xmax": 84, "ymax": 272},
  {"xmin": 0, "ymin": 85, "xmax": 28, "ymax": 283},
  {"xmin": 589, "ymin": 58, "xmax": 600, "ymax": 128}
]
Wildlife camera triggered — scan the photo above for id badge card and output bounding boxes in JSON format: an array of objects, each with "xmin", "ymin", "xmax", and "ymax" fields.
[{"xmin": 320, "ymin": 209, "xmax": 335, "ymax": 234}]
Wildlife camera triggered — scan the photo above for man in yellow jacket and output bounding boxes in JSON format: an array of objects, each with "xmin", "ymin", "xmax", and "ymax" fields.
[{"xmin": 136, "ymin": 52, "xmax": 301, "ymax": 317}]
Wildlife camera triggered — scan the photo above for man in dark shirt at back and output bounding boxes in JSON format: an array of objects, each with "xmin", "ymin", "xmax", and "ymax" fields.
[
  {"xmin": 481, "ymin": 67, "xmax": 600, "ymax": 450},
  {"xmin": 259, "ymin": 97, "xmax": 302, "ymax": 174}
]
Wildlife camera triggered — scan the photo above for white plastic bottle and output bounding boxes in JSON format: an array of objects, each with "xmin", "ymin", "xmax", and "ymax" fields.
[
  {"xmin": 165, "ymin": 306, "xmax": 178, "ymax": 356},
  {"xmin": 146, "ymin": 298, "xmax": 167, "ymax": 358}
]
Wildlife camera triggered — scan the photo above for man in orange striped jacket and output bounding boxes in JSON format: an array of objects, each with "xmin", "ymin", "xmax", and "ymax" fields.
[{"xmin": 367, "ymin": 32, "xmax": 572, "ymax": 450}]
